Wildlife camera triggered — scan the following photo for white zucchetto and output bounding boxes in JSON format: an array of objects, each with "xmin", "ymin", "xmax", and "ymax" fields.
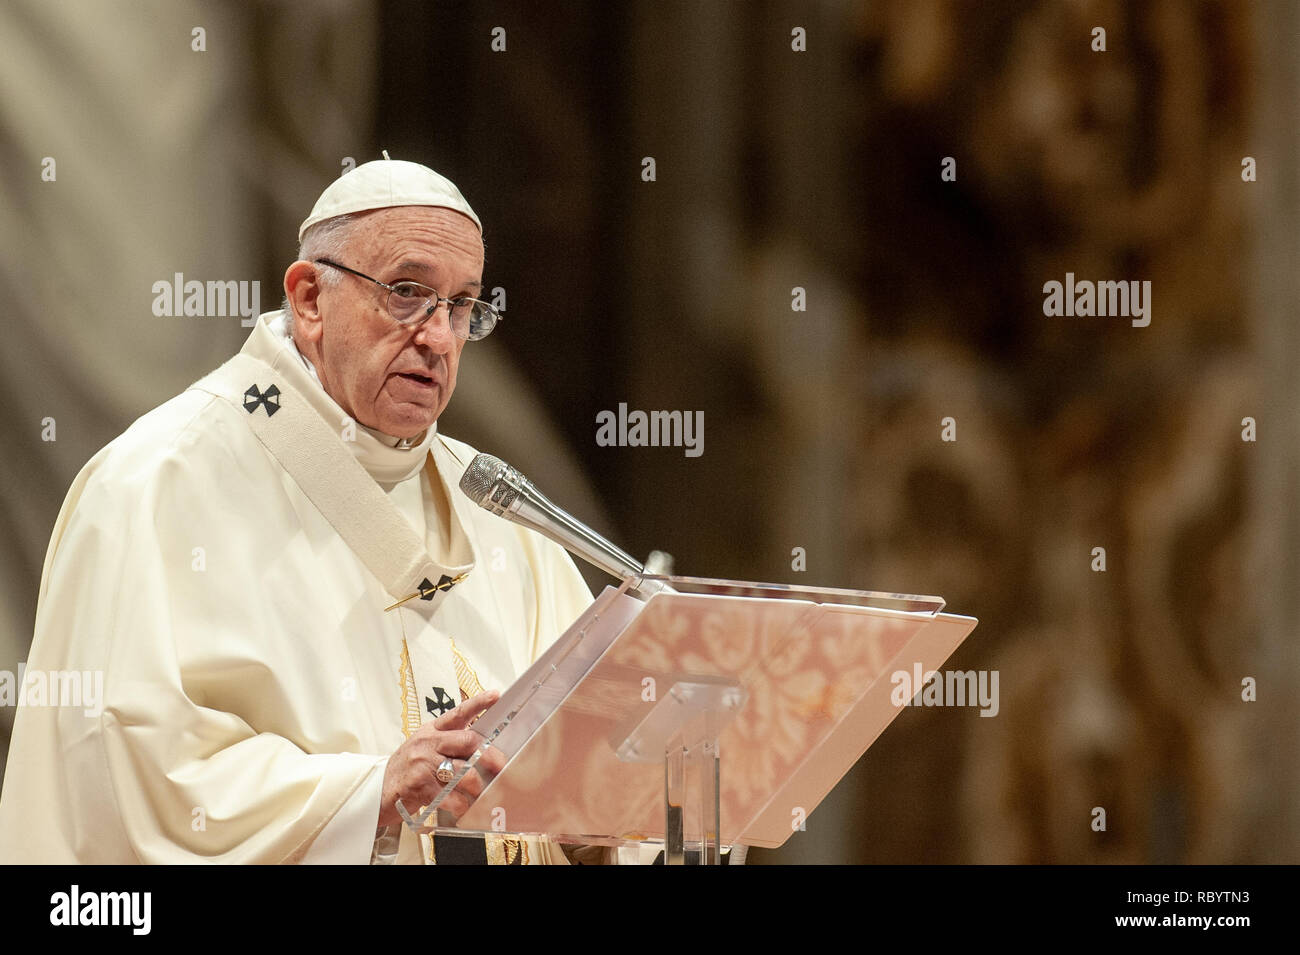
[{"xmin": 298, "ymin": 158, "xmax": 481, "ymax": 239}]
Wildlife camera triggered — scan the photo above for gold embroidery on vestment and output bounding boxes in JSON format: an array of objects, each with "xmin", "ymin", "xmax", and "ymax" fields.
[{"xmin": 397, "ymin": 613, "xmax": 523, "ymax": 864}]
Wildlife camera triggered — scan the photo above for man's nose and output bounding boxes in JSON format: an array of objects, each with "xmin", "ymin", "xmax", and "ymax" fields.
[{"xmin": 412, "ymin": 300, "xmax": 456, "ymax": 349}]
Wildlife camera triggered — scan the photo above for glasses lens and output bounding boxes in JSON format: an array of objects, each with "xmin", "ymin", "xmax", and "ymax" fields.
[
  {"xmin": 387, "ymin": 283, "xmax": 432, "ymax": 324},
  {"xmin": 386, "ymin": 286, "xmax": 498, "ymax": 340},
  {"xmin": 460, "ymin": 301, "xmax": 498, "ymax": 341}
]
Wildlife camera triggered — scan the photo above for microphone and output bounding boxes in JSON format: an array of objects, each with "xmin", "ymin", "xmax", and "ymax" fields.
[{"xmin": 459, "ymin": 453, "xmax": 666, "ymax": 594}]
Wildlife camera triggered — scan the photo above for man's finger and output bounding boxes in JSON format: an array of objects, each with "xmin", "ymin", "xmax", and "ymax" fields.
[
  {"xmin": 443, "ymin": 760, "xmax": 488, "ymax": 800},
  {"xmin": 433, "ymin": 689, "xmax": 500, "ymax": 731},
  {"xmin": 474, "ymin": 743, "xmax": 507, "ymax": 779},
  {"xmin": 424, "ymin": 728, "xmax": 483, "ymax": 760}
]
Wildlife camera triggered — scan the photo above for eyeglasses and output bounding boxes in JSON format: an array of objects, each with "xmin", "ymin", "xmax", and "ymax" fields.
[{"xmin": 314, "ymin": 258, "xmax": 502, "ymax": 341}]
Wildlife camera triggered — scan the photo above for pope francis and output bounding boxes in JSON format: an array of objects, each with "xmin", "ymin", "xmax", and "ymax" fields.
[{"xmin": 0, "ymin": 160, "xmax": 596, "ymax": 864}]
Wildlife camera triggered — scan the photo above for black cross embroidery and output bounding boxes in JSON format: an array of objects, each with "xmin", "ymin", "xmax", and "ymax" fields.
[
  {"xmin": 426, "ymin": 686, "xmax": 456, "ymax": 717},
  {"xmin": 243, "ymin": 384, "xmax": 281, "ymax": 417},
  {"xmin": 417, "ymin": 575, "xmax": 459, "ymax": 601}
]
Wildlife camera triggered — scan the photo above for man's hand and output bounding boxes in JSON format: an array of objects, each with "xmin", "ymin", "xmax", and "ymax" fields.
[{"xmin": 378, "ymin": 690, "xmax": 507, "ymax": 829}]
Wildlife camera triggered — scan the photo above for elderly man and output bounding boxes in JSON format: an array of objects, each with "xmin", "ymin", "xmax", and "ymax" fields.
[{"xmin": 0, "ymin": 160, "xmax": 594, "ymax": 864}]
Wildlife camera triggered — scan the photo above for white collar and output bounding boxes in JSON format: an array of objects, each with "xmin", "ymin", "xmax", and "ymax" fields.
[{"xmin": 252, "ymin": 310, "xmax": 439, "ymax": 484}]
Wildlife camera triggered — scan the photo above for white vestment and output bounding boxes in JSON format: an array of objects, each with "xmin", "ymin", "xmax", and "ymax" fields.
[{"xmin": 0, "ymin": 311, "xmax": 594, "ymax": 864}]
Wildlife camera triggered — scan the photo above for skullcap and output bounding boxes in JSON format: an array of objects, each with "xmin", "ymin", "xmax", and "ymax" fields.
[{"xmin": 298, "ymin": 158, "xmax": 481, "ymax": 240}]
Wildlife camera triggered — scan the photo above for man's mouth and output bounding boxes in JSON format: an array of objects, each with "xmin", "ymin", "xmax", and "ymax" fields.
[{"xmin": 396, "ymin": 372, "xmax": 435, "ymax": 386}]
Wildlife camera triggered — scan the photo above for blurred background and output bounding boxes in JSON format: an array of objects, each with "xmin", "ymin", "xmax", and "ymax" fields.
[{"xmin": 1, "ymin": 0, "xmax": 1295, "ymax": 863}]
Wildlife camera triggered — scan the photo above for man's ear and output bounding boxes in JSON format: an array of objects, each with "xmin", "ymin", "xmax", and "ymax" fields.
[{"xmin": 284, "ymin": 260, "xmax": 325, "ymax": 347}]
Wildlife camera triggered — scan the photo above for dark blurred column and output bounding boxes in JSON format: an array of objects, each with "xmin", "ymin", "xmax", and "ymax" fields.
[{"xmin": 622, "ymin": 1, "xmax": 871, "ymax": 862}]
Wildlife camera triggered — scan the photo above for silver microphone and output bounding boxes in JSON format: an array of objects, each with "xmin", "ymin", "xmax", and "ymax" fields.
[{"xmin": 459, "ymin": 453, "xmax": 664, "ymax": 592}]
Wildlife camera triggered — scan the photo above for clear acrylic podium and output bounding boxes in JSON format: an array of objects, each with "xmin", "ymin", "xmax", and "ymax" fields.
[{"xmin": 398, "ymin": 575, "xmax": 978, "ymax": 863}]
